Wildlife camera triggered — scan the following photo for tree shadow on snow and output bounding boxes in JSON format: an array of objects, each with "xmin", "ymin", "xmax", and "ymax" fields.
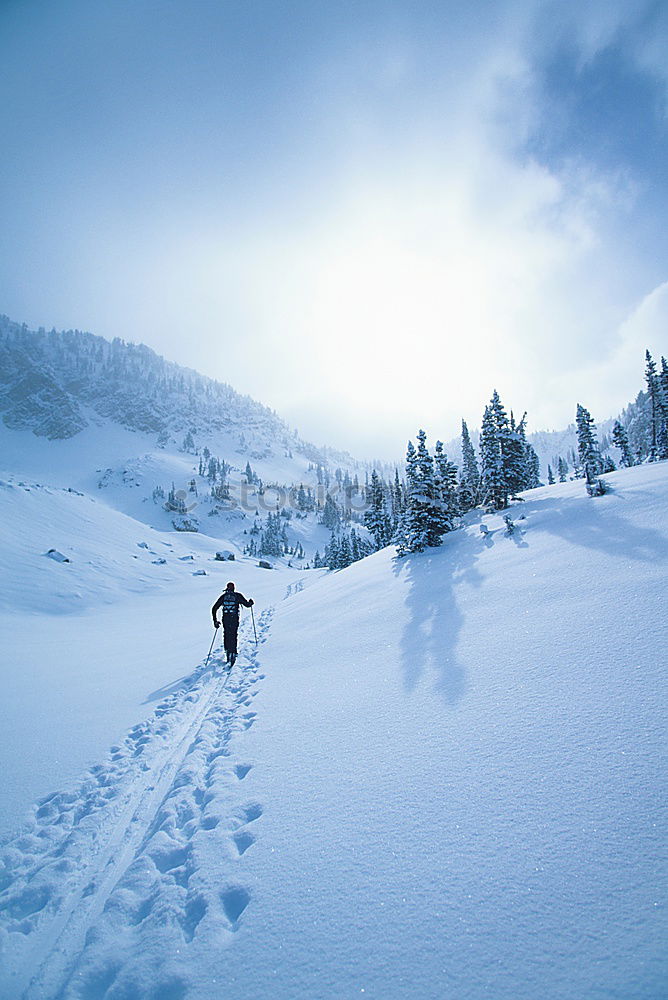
[
  {"xmin": 522, "ymin": 491, "xmax": 668, "ymax": 564},
  {"xmin": 392, "ymin": 530, "xmax": 484, "ymax": 705}
]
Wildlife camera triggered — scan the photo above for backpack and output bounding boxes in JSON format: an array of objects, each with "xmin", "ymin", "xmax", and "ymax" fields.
[{"xmin": 222, "ymin": 591, "xmax": 238, "ymax": 617}]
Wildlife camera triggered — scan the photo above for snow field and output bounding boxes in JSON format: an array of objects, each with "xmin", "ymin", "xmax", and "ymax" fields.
[{"xmin": 0, "ymin": 459, "xmax": 665, "ymax": 999}]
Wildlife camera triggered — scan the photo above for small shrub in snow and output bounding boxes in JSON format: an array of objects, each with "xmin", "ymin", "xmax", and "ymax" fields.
[{"xmin": 586, "ymin": 478, "xmax": 610, "ymax": 497}]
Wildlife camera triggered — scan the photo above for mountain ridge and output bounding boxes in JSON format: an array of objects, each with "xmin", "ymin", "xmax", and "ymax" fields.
[{"xmin": 1, "ymin": 313, "xmax": 654, "ymax": 481}]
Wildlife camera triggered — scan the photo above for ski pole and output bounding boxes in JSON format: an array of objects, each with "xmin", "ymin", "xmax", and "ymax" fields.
[
  {"xmin": 251, "ymin": 605, "xmax": 258, "ymax": 644},
  {"xmin": 204, "ymin": 627, "xmax": 218, "ymax": 668}
]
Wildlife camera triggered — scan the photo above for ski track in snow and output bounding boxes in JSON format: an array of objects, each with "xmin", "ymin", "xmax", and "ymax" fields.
[{"xmin": 0, "ymin": 608, "xmax": 274, "ymax": 1000}]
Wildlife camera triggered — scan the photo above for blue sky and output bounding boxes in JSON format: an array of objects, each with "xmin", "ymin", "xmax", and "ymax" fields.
[{"xmin": 0, "ymin": 0, "xmax": 666, "ymax": 458}]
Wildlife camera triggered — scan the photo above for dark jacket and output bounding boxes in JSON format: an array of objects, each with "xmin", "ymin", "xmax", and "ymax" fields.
[{"xmin": 212, "ymin": 590, "xmax": 252, "ymax": 625}]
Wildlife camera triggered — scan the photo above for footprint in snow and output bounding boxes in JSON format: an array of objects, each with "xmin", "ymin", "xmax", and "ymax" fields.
[
  {"xmin": 232, "ymin": 831, "xmax": 256, "ymax": 856},
  {"xmin": 220, "ymin": 886, "xmax": 250, "ymax": 930}
]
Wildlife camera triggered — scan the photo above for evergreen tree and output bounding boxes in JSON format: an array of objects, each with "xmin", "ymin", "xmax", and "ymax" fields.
[
  {"xmin": 338, "ymin": 532, "xmax": 352, "ymax": 568},
  {"xmin": 657, "ymin": 356, "xmax": 668, "ymax": 460},
  {"xmin": 612, "ymin": 421, "xmax": 634, "ymax": 467},
  {"xmin": 364, "ymin": 470, "xmax": 392, "ymax": 550},
  {"xmin": 505, "ymin": 411, "xmax": 528, "ymax": 496},
  {"xmin": 490, "ymin": 391, "xmax": 513, "ymax": 499},
  {"xmin": 480, "ymin": 403, "xmax": 507, "ymax": 509},
  {"xmin": 397, "ymin": 441, "xmax": 422, "ymax": 554},
  {"xmin": 321, "ymin": 494, "xmax": 341, "ymax": 531},
  {"xmin": 576, "ymin": 404, "xmax": 604, "ymax": 494},
  {"xmin": 645, "ymin": 350, "xmax": 660, "ymax": 461},
  {"xmin": 325, "ymin": 531, "xmax": 339, "ymax": 569},
  {"xmin": 397, "ymin": 431, "xmax": 448, "ymax": 553},
  {"xmin": 259, "ymin": 512, "xmax": 284, "ymax": 556},
  {"xmin": 557, "ymin": 456, "xmax": 568, "ymax": 482},
  {"xmin": 414, "ymin": 430, "xmax": 441, "ymax": 547},
  {"xmin": 434, "ymin": 441, "xmax": 458, "ymax": 534},
  {"xmin": 525, "ymin": 443, "xmax": 542, "ymax": 489},
  {"xmin": 459, "ymin": 419, "xmax": 480, "ymax": 510},
  {"xmin": 391, "ymin": 469, "xmax": 404, "ymax": 532},
  {"xmin": 547, "ymin": 465, "xmax": 555, "ymax": 485}
]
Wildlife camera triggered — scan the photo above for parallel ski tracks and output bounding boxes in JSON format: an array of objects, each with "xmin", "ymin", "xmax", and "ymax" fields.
[{"xmin": 2, "ymin": 612, "xmax": 272, "ymax": 1000}]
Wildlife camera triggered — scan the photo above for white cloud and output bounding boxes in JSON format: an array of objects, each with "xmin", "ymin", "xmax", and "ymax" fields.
[{"xmin": 549, "ymin": 281, "xmax": 668, "ymax": 422}]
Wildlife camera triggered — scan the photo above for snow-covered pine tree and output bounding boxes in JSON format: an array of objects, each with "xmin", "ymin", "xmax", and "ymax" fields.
[
  {"xmin": 415, "ymin": 429, "xmax": 444, "ymax": 548},
  {"xmin": 612, "ymin": 421, "xmax": 634, "ymax": 467},
  {"xmin": 434, "ymin": 440, "xmax": 458, "ymax": 534},
  {"xmin": 547, "ymin": 465, "xmax": 555, "ymax": 485},
  {"xmin": 459, "ymin": 419, "xmax": 480, "ymax": 510},
  {"xmin": 391, "ymin": 469, "xmax": 404, "ymax": 532},
  {"xmin": 364, "ymin": 470, "xmax": 392, "ymax": 550},
  {"xmin": 397, "ymin": 441, "xmax": 422, "ymax": 554},
  {"xmin": 657, "ymin": 357, "xmax": 668, "ymax": 460},
  {"xmin": 490, "ymin": 391, "xmax": 514, "ymax": 497},
  {"xmin": 259, "ymin": 511, "xmax": 284, "ymax": 557},
  {"xmin": 480, "ymin": 406, "xmax": 497, "ymax": 508},
  {"xmin": 325, "ymin": 531, "xmax": 339, "ymax": 569},
  {"xmin": 576, "ymin": 404, "xmax": 605, "ymax": 495},
  {"xmin": 505, "ymin": 411, "xmax": 528, "ymax": 497},
  {"xmin": 557, "ymin": 456, "xmax": 568, "ymax": 482},
  {"xmin": 321, "ymin": 494, "xmax": 341, "ymax": 531},
  {"xmin": 645, "ymin": 350, "xmax": 660, "ymax": 461},
  {"xmin": 397, "ymin": 431, "xmax": 449, "ymax": 553},
  {"xmin": 480, "ymin": 397, "xmax": 511, "ymax": 510},
  {"xmin": 338, "ymin": 532, "xmax": 352, "ymax": 568},
  {"xmin": 525, "ymin": 443, "xmax": 542, "ymax": 489},
  {"xmin": 397, "ymin": 441, "xmax": 423, "ymax": 553}
]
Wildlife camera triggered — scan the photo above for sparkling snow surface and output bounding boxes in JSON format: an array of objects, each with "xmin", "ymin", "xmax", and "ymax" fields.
[{"xmin": 1, "ymin": 460, "xmax": 666, "ymax": 999}]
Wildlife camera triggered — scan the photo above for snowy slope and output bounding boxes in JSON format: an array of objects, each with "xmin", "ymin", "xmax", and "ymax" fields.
[
  {"xmin": 0, "ymin": 416, "xmax": 341, "ymax": 567},
  {"xmin": 1, "ymin": 463, "xmax": 667, "ymax": 999}
]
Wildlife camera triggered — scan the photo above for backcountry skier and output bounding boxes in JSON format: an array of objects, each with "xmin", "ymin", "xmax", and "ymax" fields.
[{"xmin": 212, "ymin": 582, "xmax": 254, "ymax": 667}]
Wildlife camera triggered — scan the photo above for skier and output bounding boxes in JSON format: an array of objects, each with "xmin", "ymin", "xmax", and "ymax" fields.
[{"xmin": 212, "ymin": 582, "xmax": 254, "ymax": 667}]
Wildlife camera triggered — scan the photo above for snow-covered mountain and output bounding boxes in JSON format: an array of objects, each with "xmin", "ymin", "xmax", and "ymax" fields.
[
  {"xmin": 0, "ymin": 314, "xmax": 364, "ymax": 476},
  {"xmin": 0, "ymin": 316, "xmax": 379, "ymax": 571},
  {"xmin": 1, "ymin": 456, "xmax": 666, "ymax": 999}
]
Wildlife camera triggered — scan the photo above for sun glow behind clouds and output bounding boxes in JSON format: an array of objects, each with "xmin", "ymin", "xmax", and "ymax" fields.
[{"xmin": 210, "ymin": 146, "xmax": 631, "ymax": 454}]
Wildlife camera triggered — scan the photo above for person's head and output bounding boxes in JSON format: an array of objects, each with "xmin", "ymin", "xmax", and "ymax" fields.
[{"xmin": 226, "ymin": 581, "xmax": 235, "ymax": 591}]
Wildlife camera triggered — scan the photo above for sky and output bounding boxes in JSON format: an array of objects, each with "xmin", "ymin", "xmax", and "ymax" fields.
[{"xmin": 0, "ymin": 0, "xmax": 666, "ymax": 459}]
